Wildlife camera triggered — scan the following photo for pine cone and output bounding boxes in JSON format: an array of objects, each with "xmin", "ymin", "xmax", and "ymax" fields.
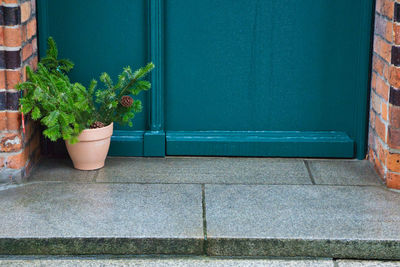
[
  {"xmin": 90, "ymin": 121, "xmax": 105, "ymax": 129},
  {"xmin": 120, "ymin": 95, "xmax": 133, "ymax": 107}
]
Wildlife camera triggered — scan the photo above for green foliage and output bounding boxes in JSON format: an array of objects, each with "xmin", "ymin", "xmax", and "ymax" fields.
[
  {"xmin": 17, "ymin": 37, "xmax": 154, "ymax": 143},
  {"xmin": 94, "ymin": 63, "xmax": 154, "ymax": 125},
  {"xmin": 17, "ymin": 38, "xmax": 92, "ymax": 143}
]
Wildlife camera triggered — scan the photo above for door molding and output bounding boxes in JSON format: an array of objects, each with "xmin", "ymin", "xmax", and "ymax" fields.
[
  {"xmin": 166, "ymin": 131, "xmax": 354, "ymax": 158},
  {"xmin": 144, "ymin": 0, "xmax": 166, "ymax": 156}
]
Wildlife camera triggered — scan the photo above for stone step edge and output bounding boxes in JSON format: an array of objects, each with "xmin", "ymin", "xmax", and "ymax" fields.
[{"xmin": 0, "ymin": 237, "xmax": 399, "ymax": 260}]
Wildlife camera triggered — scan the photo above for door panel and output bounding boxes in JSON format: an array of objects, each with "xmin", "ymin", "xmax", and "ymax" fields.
[
  {"xmin": 164, "ymin": 0, "xmax": 373, "ymax": 158},
  {"xmin": 37, "ymin": 0, "xmax": 373, "ymax": 158},
  {"xmin": 37, "ymin": 0, "xmax": 148, "ymax": 156}
]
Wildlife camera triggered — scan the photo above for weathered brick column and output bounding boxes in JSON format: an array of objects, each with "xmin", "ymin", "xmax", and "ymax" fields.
[
  {"xmin": 369, "ymin": 0, "xmax": 400, "ymax": 189},
  {"xmin": 0, "ymin": 0, "xmax": 39, "ymax": 182}
]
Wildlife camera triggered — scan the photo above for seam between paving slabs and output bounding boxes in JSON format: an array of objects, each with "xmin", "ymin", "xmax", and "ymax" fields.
[
  {"xmin": 201, "ymin": 184, "xmax": 208, "ymax": 255},
  {"xmin": 304, "ymin": 160, "xmax": 316, "ymax": 185},
  {"xmin": 10, "ymin": 181, "xmax": 389, "ymax": 189}
]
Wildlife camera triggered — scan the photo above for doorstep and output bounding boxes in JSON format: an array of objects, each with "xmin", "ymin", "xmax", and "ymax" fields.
[{"xmin": 0, "ymin": 157, "xmax": 399, "ymax": 259}]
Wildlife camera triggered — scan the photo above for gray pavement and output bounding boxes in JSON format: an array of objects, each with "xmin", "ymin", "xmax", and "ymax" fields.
[
  {"xmin": 0, "ymin": 256, "xmax": 399, "ymax": 266},
  {"xmin": 0, "ymin": 157, "xmax": 399, "ymax": 259}
]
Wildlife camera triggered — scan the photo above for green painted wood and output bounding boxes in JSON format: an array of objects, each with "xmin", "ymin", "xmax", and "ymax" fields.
[
  {"xmin": 164, "ymin": 0, "xmax": 373, "ymax": 158},
  {"xmin": 354, "ymin": 0, "xmax": 375, "ymax": 159},
  {"xmin": 37, "ymin": 0, "xmax": 373, "ymax": 158},
  {"xmin": 166, "ymin": 131, "xmax": 354, "ymax": 158},
  {"xmin": 144, "ymin": 0, "xmax": 166, "ymax": 157},
  {"xmin": 108, "ymin": 131, "xmax": 144, "ymax": 157},
  {"xmin": 37, "ymin": 0, "xmax": 148, "ymax": 156}
]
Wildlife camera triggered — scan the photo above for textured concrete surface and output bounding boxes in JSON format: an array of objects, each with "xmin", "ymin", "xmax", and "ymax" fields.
[
  {"xmin": 29, "ymin": 159, "xmax": 97, "ymax": 182},
  {"xmin": 1, "ymin": 257, "xmax": 400, "ymax": 266},
  {"xmin": 337, "ymin": 260, "xmax": 400, "ymax": 266},
  {"xmin": 0, "ymin": 256, "xmax": 335, "ymax": 266},
  {"xmin": 307, "ymin": 160, "xmax": 381, "ymax": 186},
  {"xmin": 205, "ymin": 184, "xmax": 400, "ymax": 258},
  {"xmin": 0, "ymin": 157, "xmax": 394, "ymax": 258},
  {"xmin": 96, "ymin": 157, "xmax": 312, "ymax": 185},
  {"xmin": 0, "ymin": 183, "xmax": 203, "ymax": 254}
]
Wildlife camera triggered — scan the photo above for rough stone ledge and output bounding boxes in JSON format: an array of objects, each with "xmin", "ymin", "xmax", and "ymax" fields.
[
  {"xmin": 0, "ymin": 238, "xmax": 204, "ymax": 255},
  {"xmin": 2, "ymin": 237, "xmax": 400, "ymax": 260},
  {"xmin": 206, "ymin": 238, "xmax": 400, "ymax": 260}
]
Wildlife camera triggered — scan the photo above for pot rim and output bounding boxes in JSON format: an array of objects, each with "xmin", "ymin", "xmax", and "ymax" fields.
[
  {"xmin": 72, "ymin": 122, "xmax": 114, "ymax": 143},
  {"xmin": 81, "ymin": 122, "xmax": 113, "ymax": 134}
]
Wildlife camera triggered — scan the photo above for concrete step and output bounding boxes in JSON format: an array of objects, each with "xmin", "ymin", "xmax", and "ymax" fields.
[
  {"xmin": 0, "ymin": 158, "xmax": 399, "ymax": 259},
  {"xmin": 1, "ymin": 256, "xmax": 399, "ymax": 266},
  {"xmin": 205, "ymin": 184, "xmax": 400, "ymax": 259}
]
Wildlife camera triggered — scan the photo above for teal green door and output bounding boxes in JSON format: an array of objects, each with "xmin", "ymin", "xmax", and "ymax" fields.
[
  {"xmin": 38, "ymin": 0, "xmax": 373, "ymax": 159},
  {"xmin": 37, "ymin": 0, "xmax": 148, "ymax": 156}
]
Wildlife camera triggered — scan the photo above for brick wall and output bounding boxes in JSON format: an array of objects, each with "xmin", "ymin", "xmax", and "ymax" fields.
[
  {"xmin": 0, "ymin": 0, "xmax": 39, "ymax": 183},
  {"xmin": 370, "ymin": 0, "xmax": 400, "ymax": 189}
]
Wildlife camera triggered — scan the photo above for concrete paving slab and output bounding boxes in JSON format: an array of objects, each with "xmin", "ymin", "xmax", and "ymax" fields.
[
  {"xmin": 0, "ymin": 256, "xmax": 334, "ymax": 266},
  {"xmin": 0, "ymin": 183, "xmax": 203, "ymax": 255},
  {"xmin": 29, "ymin": 159, "xmax": 97, "ymax": 182},
  {"xmin": 306, "ymin": 160, "xmax": 381, "ymax": 186},
  {"xmin": 96, "ymin": 157, "xmax": 312, "ymax": 185},
  {"xmin": 205, "ymin": 184, "xmax": 400, "ymax": 259},
  {"xmin": 337, "ymin": 260, "xmax": 400, "ymax": 266}
]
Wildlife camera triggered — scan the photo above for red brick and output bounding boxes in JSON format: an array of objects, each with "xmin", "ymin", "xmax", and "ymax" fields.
[
  {"xmin": 368, "ymin": 147, "xmax": 374, "ymax": 161},
  {"xmin": 374, "ymin": 36, "xmax": 391, "ymax": 63},
  {"xmin": 389, "ymin": 104, "xmax": 400, "ymax": 128},
  {"xmin": 376, "ymin": 75, "xmax": 390, "ymax": 101},
  {"xmin": 31, "ymin": 0, "xmax": 36, "ymax": 14},
  {"xmin": 369, "ymin": 129, "xmax": 377, "ymax": 152},
  {"xmin": 22, "ymin": 65, "xmax": 27, "ymax": 82},
  {"xmin": 387, "ymin": 152, "xmax": 400, "ymax": 172},
  {"xmin": 375, "ymin": 115, "xmax": 387, "ymax": 142},
  {"xmin": 0, "ymin": 70, "xmax": 5, "ymax": 89},
  {"xmin": 371, "ymin": 91, "xmax": 381, "ymax": 114},
  {"xmin": 0, "ymin": 27, "xmax": 4, "ymax": 46},
  {"xmin": 371, "ymin": 72, "xmax": 377, "ymax": 89},
  {"xmin": 373, "ymin": 54, "xmax": 387, "ymax": 77},
  {"xmin": 389, "ymin": 65, "xmax": 400, "ymax": 89},
  {"xmin": 27, "ymin": 18, "xmax": 36, "ymax": 40},
  {"xmin": 370, "ymin": 109, "xmax": 376, "ymax": 129},
  {"xmin": 0, "ymin": 112, "xmax": 6, "ymax": 130},
  {"xmin": 373, "ymin": 150, "xmax": 386, "ymax": 178},
  {"xmin": 388, "ymin": 126, "xmax": 400, "ymax": 149},
  {"xmin": 384, "ymin": 63, "xmax": 390, "ymax": 80},
  {"xmin": 7, "ymin": 149, "xmax": 28, "ymax": 169},
  {"xmin": 3, "ymin": 27, "xmax": 21, "ymax": 47},
  {"xmin": 21, "ymin": 2, "xmax": 31, "ymax": 23},
  {"xmin": 32, "ymin": 37, "xmax": 37, "ymax": 54},
  {"xmin": 30, "ymin": 55, "xmax": 38, "ymax": 71},
  {"xmin": 22, "ymin": 42, "xmax": 33, "ymax": 61},
  {"xmin": 382, "ymin": 101, "xmax": 389, "ymax": 121},
  {"xmin": 3, "ymin": 0, "xmax": 19, "ymax": 4},
  {"xmin": 377, "ymin": 139, "xmax": 388, "ymax": 164},
  {"xmin": 377, "ymin": 0, "xmax": 395, "ymax": 19},
  {"xmin": 386, "ymin": 21, "xmax": 394, "ymax": 42},
  {"xmin": 6, "ymin": 111, "xmax": 21, "ymax": 131},
  {"xmin": 375, "ymin": 15, "xmax": 394, "ymax": 42},
  {"xmin": 395, "ymin": 24, "xmax": 400, "ymax": 45},
  {"xmin": 0, "ymin": 133, "xmax": 22, "ymax": 152},
  {"xmin": 6, "ymin": 70, "xmax": 21, "ymax": 90},
  {"xmin": 387, "ymin": 172, "xmax": 400, "ymax": 189},
  {"xmin": 21, "ymin": 24, "xmax": 27, "ymax": 43}
]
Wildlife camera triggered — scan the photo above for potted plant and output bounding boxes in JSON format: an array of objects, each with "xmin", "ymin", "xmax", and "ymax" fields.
[{"xmin": 17, "ymin": 37, "xmax": 154, "ymax": 170}]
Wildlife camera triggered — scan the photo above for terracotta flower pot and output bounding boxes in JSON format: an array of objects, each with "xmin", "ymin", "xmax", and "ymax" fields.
[{"xmin": 65, "ymin": 123, "xmax": 113, "ymax": 170}]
